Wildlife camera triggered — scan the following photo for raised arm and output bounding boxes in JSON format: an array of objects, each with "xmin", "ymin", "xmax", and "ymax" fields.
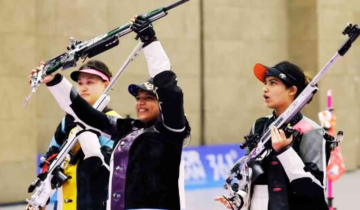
[
  {"xmin": 45, "ymin": 74, "xmax": 118, "ymax": 135},
  {"xmin": 147, "ymin": 42, "xmax": 186, "ymax": 132},
  {"xmin": 131, "ymin": 15, "xmax": 186, "ymax": 133}
]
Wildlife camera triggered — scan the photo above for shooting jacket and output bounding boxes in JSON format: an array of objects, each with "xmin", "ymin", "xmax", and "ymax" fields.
[
  {"xmin": 46, "ymin": 108, "xmax": 120, "ymax": 210},
  {"xmin": 250, "ymin": 112, "xmax": 328, "ymax": 210}
]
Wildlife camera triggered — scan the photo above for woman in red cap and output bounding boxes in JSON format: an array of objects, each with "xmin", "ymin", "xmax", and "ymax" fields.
[{"xmin": 218, "ymin": 61, "xmax": 328, "ymax": 210}]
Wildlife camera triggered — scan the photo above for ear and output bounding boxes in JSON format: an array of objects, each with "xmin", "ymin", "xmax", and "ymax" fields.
[
  {"xmin": 104, "ymin": 81, "xmax": 110, "ymax": 88},
  {"xmin": 289, "ymin": 86, "xmax": 298, "ymax": 96}
]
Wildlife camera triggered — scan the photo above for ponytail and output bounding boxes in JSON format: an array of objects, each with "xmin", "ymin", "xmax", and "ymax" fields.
[{"xmin": 302, "ymin": 72, "xmax": 314, "ymax": 104}]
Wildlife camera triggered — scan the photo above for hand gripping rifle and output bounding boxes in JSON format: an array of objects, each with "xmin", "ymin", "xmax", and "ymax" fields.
[
  {"xmin": 222, "ymin": 23, "xmax": 360, "ymax": 210},
  {"xmin": 24, "ymin": 0, "xmax": 190, "ymax": 108}
]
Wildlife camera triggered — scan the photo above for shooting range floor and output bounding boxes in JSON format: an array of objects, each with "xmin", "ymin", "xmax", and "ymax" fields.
[{"xmin": 1, "ymin": 169, "xmax": 359, "ymax": 210}]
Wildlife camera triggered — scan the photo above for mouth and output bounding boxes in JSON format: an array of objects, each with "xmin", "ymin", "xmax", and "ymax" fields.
[
  {"xmin": 81, "ymin": 94, "xmax": 90, "ymax": 97},
  {"xmin": 138, "ymin": 108, "xmax": 149, "ymax": 113},
  {"xmin": 263, "ymin": 95, "xmax": 270, "ymax": 102}
]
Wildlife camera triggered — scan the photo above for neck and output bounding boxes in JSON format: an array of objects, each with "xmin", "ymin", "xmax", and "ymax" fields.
[
  {"xmin": 142, "ymin": 119, "xmax": 156, "ymax": 128},
  {"xmin": 274, "ymin": 103, "xmax": 291, "ymax": 117},
  {"xmin": 274, "ymin": 95, "xmax": 295, "ymax": 117}
]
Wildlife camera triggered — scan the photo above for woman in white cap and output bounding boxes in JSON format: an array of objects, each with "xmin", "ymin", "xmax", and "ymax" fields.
[
  {"xmin": 217, "ymin": 61, "xmax": 328, "ymax": 210},
  {"xmin": 31, "ymin": 60, "xmax": 120, "ymax": 210}
]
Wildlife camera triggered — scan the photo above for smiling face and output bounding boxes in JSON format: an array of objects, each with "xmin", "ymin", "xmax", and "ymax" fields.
[
  {"xmin": 263, "ymin": 76, "xmax": 297, "ymax": 116},
  {"xmin": 76, "ymin": 72, "xmax": 109, "ymax": 105},
  {"xmin": 135, "ymin": 90, "xmax": 160, "ymax": 123}
]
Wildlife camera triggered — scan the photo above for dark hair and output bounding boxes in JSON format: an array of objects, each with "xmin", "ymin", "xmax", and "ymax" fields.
[
  {"xmin": 79, "ymin": 60, "xmax": 113, "ymax": 79},
  {"xmin": 273, "ymin": 61, "xmax": 312, "ymax": 98}
]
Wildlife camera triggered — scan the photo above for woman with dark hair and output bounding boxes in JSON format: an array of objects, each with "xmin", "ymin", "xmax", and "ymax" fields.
[
  {"xmin": 30, "ymin": 60, "xmax": 120, "ymax": 210},
  {"xmin": 217, "ymin": 61, "xmax": 328, "ymax": 210},
  {"xmin": 30, "ymin": 16, "xmax": 190, "ymax": 210}
]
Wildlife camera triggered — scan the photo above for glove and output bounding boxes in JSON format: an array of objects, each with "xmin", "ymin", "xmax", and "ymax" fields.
[{"xmin": 130, "ymin": 15, "xmax": 157, "ymax": 45}]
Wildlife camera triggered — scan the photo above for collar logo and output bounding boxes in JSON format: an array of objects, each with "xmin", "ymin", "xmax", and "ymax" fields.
[{"xmin": 279, "ymin": 73, "xmax": 287, "ymax": 80}]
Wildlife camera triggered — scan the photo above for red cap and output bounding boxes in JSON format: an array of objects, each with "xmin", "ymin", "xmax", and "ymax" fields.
[{"xmin": 253, "ymin": 63, "xmax": 269, "ymax": 82}]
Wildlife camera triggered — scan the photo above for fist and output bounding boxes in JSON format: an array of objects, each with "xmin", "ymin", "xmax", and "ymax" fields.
[
  {"xmin": 129, "ymin": 15, "xmax": 156, "ymax": 43},
  {"xmin": 271, "ymin": 126, "xmax": 293, "ymax": 153},
  {"xmin": 29, "ymin": 62, "xmax": 54, "ymax": 85}
]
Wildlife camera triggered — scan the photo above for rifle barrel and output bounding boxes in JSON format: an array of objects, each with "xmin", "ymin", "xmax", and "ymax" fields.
[{"xmin": 165, "ymin": 0, "xmax": 190, "ymax": 11}]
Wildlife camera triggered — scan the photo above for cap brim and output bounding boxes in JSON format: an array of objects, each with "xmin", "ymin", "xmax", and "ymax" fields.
[
  {"xmin": 128, "ymin": 84, "xmax": 155, "ymax": 97},
  {"xmin": 128, "ymin": 84, "xmax": 141, "ymax": 97},
  {"xmin": 253, "ymin": 63, "xmax": 269, "ymax": 83},
  {"xmin": 70, "ymin": 69, "xmax": 109, "ymax": 82}
]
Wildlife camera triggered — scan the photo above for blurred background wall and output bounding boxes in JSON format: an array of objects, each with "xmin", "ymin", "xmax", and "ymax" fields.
[{"xmin": 0, "ymin": 0, "xmax": 359, "ymax": 203}]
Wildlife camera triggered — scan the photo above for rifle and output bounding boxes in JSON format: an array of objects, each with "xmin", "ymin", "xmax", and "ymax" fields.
[
  {"xmin": 26, "ymin": 1, "xmax": 190, "ymax": 209},
  {"xmin": 24, "ymin": 0, "xmax": 190, "ymax": 108},
  {"xmin": 223, "ymin": 23, "xmax": 360, "ymax": 210}
]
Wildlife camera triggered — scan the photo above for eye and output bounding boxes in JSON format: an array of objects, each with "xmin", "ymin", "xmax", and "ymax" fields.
[{"xmin": 147, "ymin": 96, "xmax": 157, "ymax": 101}]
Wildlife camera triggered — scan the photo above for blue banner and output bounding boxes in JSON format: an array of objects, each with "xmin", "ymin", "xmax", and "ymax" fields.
[{"xmin": 182, "ymin": 144, "xmax": 246, "ymax": 190}]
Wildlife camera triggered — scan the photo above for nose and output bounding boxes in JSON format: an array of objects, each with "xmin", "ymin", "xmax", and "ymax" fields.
[
  {"xmin": 137, "ymin": 98, "xmax": 145, "ymax": 105},
  {"xmin": 81, "ymin": 85, "xmax": 88, "ymax": 92},
  {"xmin": 263, "ymin": 85, "xmax": 269, "ymax": 92}
]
